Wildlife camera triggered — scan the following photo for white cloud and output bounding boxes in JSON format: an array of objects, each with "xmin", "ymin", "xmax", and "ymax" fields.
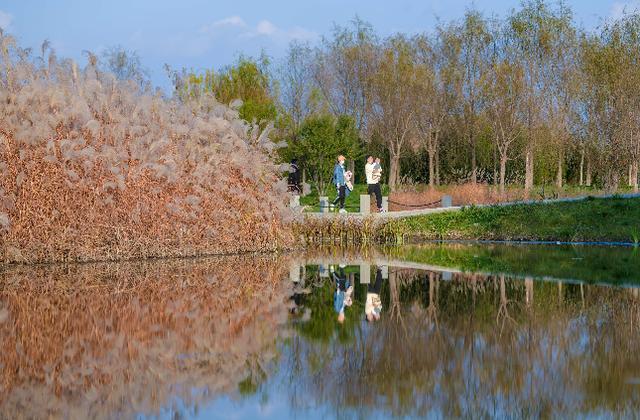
[
  {"xmin": 610, "ymin": 1, "xmax": 640, "ymax": 20},
  {"xmin": 200, "ymin": 15, "xmax": 246, "ymax": 33},
  {"xmin": 0, "ymin": 9, "xmax": 13, "ymax": 31},
  {"xmin": 256, "ymin": 20, "xmax": 277, "ymax": 36},
  {"xmin": 242, "ymin": 19, "xmax": 318, "ymax": 42}
]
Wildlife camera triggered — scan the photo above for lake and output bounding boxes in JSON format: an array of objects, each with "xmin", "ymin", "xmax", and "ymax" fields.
[{"xmin": 1, "ymin": 243, "xmax": 640, "ymax": 418}]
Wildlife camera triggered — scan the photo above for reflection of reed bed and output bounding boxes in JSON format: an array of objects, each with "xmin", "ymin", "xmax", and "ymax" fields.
[{"xmin": 0, "ymin": 256, "xmax": 293, "ymax": 419}]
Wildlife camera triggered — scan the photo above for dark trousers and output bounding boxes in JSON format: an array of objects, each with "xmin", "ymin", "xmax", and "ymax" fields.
[
  {"xmin": 367, "ymin": 183, "xmax": 383, "ymax": 209},
  {"xmin": 337, "ymin": 185, "xmax": 346, "ymax": 209}
]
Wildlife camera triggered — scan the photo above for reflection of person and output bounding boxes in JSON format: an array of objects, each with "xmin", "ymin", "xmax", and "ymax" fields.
[
  {"xmin": 332, "ymin": 264, "xmax": 353, "ymax": 323},
  {"xmin": 365, "ymin": 268, "xmax": 383, "ymax": 322}
]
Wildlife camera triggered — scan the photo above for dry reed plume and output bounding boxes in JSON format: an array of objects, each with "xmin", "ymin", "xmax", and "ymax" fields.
[
  {"xmin": 0, "ymin": 33, "xmax": 293, "ymax": 264},
  {"xmin": 0, "ymin": 255, "xmax": 294, "ymax": 418}
]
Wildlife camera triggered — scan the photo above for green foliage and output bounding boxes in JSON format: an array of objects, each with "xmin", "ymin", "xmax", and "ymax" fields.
[
  {"xmin": 392, "ymin": 197, "xmax": 640, "ymax": 243},
  {"xmin": 174, "ymin": 56, "xmax": 277, "ymax": 128},
  {"xmin": 286, "ymin": 114, "xmax": 361, "ymax": 196}
]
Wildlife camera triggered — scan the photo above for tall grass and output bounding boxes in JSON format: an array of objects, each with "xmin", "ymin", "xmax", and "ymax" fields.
[{"xmin": 0, "ymin": 34, "xmax": 293, "ymax": 264}]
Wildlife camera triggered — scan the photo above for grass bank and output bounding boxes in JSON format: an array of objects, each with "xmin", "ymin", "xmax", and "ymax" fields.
[{"xmin": 390, "ymin": 196, "xmax": 640, "ymax": 244}]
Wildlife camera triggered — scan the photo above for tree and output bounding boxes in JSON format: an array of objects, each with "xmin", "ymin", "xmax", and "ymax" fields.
[
  {"xmin": 484, "ymin": 59, "xmax": 525, "ymax": 194},
  {"xmin": 369, "ymin": 35, "xmax": 420, "ymax": 191},
  {"xmin": 171, "ymin": 56, "xmax": 277, "ymax": 129},
  {"xmin": 287, "ymin": 114, "xmax": 360, "ymax": 196},
  {"xmin": 414, "ymin": 35, "xmax": 451, "ymax": 189},
  {"xmin": 101, "ymin": 45, "xmax": 149, "ymax": 87}
]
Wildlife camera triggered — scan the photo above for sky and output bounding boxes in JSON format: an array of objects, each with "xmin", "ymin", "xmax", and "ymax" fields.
[{"xmin": 0, "ymin": 0, "xmax": 639, "ymax": 90}]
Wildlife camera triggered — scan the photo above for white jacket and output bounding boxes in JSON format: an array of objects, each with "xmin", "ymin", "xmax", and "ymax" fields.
[{"xmin": 365, "ymin": 163, "xmax": 377, "ymax": 184}]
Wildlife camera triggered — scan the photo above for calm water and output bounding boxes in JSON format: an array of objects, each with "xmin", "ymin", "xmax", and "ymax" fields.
[{"xmin": 2, "ymin": 244, "xmax": 640, "ymax": 419}]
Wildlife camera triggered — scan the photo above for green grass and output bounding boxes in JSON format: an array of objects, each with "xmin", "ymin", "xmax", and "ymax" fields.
[
  {"xmin": 392, "ymin": 196, "xmax": 640, "ymax": 243},
  {"xmin": 300, "ymin": 184, "xmax": 390, "ymax": 212}
]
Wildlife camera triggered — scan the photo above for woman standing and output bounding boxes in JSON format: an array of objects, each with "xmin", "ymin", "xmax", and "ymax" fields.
[{"xmin": 332, "ymin": 155, "xmax": 347, "ymax": 213}]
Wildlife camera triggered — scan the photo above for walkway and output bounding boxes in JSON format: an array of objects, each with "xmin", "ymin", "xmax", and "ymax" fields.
[{"xmin": 300, "ymin": 192, "xmax": 640, "ymax": 220}]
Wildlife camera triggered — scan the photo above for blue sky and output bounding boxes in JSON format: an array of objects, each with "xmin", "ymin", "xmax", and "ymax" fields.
[{"xmin": 0, "ymin": 0, "xmax": 638, "ymax": 90}]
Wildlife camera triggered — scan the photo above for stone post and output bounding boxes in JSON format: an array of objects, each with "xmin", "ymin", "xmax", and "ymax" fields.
[
  {"xmin": 319, "ymin": 196, "xmax": 329, "ymax": 213},
  {"xmin": 360, "ymin": 194, "xmax": 370, "ymax": 214},
  {"xmin": 360, "ymin": 263, "xmax": 371, "ymax": 284},
  {"xmin": 441, "ymin": 195, "xmax": 452, "ymax": 208}
]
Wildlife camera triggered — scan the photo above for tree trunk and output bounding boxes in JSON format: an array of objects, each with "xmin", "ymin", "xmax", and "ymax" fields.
[
  {"xmin": 389, "ymin": 154, "xmax": 400, "ymax": 192},
  {"xmin": 428, "ymin": 149, "xmax": 435, "ymax": 190},
  {"xmin": 586, "ymin": 158, "xmax": 592, "ymax": 187},
  {"xmin": 556, "ymin": 153, "xmax": 563, "ymax": 190},
  {"xmin": 471, "ymin": 141, "xmax": 477, "ymax": 184},
  {"xmin": 629, "ymin": 164, "xmax": 634, "ymax": 187},
  {"xmin": 499, "ymin": 153, "xmax": 507, "ymax": 195},
  {"xmin": 435, "ymin": 147, "xmax": 440, "ymax": 186},
  {"xmin": 525, "ymin": 147, "xmax": 534, "ymax": 197},
  {"xmin": 633, "ymin": 161, "xmax": 639, "ymax": 193},
  {"xmin": 579, "ymin": 147, "xmax": 584, "ymax": 186}
]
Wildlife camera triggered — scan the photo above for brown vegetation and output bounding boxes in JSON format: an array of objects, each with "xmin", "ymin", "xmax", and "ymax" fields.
[
  {"xmin": 0, "ymin": 34, "xmax": 293, "ymax": 264},
  {"xmin": 0, "ymin": 255, "xmax": 293, "ymax": 418}
]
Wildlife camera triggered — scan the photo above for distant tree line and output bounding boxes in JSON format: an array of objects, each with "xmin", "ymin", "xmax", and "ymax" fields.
[{"xmin": 159, "ymin": 1, "xmax": 640, "ymax": 194}]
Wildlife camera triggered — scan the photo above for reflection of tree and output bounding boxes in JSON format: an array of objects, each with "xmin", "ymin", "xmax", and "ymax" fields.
[
  {"xmin": 496, "ymin": 275, "xmax": 517, "ymax": 334},
  {"xmin": 0, "ymin": 256, "xmax": 292, "ymax": 419},
  {"xmin": 287, "ymin": 267, "xmax": 640, "ymax": 417},
  {"xmin": 425, "ymin": 272, "xmax": 439, "ymax": 331}
]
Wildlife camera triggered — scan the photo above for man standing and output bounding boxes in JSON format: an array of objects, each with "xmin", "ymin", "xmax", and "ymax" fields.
[
  {"xmin": 333, "ymin": 155, "xmax": 347, "ymax": 213},
  {"xmin": 365, "ymin": 155, "xmax": 384, "ymax": 212}
]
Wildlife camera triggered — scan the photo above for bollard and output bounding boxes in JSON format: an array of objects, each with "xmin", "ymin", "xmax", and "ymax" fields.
[
  {"xmin": 441, "ymin": 195, "xmax": 452, "ymax": 208},
  {"xmin": 289, "ymin": 195, "xmax": 300, "ymax": 209},
  {"xmin": 319, "ymin": 196, "xmax": 329, "ymax": 213},
  {"xmin": 360, "ymin": 263, "xmax": 371, "ymax": 284},
  {"xmin": 382, "ymin": 196, "xmax": 389, "ymax": 212},
  {"xmin": 381, "ymin": 265, "xmax": 389, "ymax": 280},
  {"xmin": 289, "ymin": 262, "xmax": 301, "ymax": 283},
  {"xmin": 360, "ymin": 194, "xmax": 371, "ymax": 214}
]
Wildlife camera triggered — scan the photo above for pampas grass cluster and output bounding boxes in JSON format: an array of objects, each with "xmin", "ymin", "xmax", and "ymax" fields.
[{"xmin": 0, "ymin": 34, "xmax": 293, "ymax": 264}]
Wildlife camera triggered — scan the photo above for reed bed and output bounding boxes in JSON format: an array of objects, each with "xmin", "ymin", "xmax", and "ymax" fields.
[
  {"xmin": 0, "ymin": 255, "xmax": 293, "ymax": 419},
  {"xmin": 294, "ymin": 215, "xmax": 402, "ymax": 246},
  {"xmin": 0, "ymin": 34, "xmax": 293, "ymax": 264}
]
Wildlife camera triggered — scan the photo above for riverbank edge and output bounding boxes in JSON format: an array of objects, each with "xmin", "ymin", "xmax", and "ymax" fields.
[{"xmin": 297, "ymin": 195, "xmax": 640, "ymax": 245}]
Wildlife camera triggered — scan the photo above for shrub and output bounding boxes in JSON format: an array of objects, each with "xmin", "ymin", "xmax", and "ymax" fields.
[{"xmin": 0, "ymin": 35, "xmax": 293, "ymax": 263}]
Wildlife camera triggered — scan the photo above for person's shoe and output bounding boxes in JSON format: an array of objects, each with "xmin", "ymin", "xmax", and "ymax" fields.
[
  {"xmin": 339, "ymin": 208, "xmax": 347, "ymax": 214},
  {"xmin": 379, "ymin": 208, "xmax": 386, "ymax": 213}
]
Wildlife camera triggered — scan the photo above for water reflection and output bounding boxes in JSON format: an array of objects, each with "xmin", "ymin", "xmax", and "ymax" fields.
[
  {"xmin": 2, "ymin": 244, "xmax": 640, "ymax": 418},
  {"xmin": 0, "ymin": 256, "xmax": 293, "ymax": 419},
  {"xmin": 287, "ymin": 247, "xmax": 640, "ymax": 418}
]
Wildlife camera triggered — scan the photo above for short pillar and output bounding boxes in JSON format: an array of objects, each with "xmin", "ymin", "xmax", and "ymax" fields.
[
  {"xmin": 319, "ymin": 196, "xmax": 329, "ymax": 213},
  {"xmin": 360, "ymin": 263, "xmax": 371, "ymax": 284},
  {"xmin": 381, "ymin": 265, "xmax": 388, "ymax": 280},
  {"xmin": 441, "ymin": 195, "xmax": 452, "ymax": 208},
  {"xmin": 289, "ymin": 195, "xmax": 300, "ymax": 209},
  {"xmin": 360, "ymin": 194, "xmax": 371, "ymax": 214},
  {"xmin": 289, "ymin": 262, "xmax": 301, "ymax": 283},
  {"xmin": 442, "ymin": 271, "xmax": 453, "ymax": 281},
  {"xmin": 382, "ymin": 196, "xmax": 389, "ymax": 212},
  {"xmin": 319, "ymin": 264, "xmax": 329, "ymax": 278}
]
